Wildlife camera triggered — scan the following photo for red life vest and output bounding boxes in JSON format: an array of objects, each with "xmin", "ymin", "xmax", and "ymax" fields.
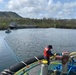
[{"xmin": 44, "ymin": 47, "xmax": 50, "ymax": 57}]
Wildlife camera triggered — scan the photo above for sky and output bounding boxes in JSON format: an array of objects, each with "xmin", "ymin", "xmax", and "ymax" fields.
[{"xmin": 0, "ymin": 0, "xmax": 76, "ymax": 19}]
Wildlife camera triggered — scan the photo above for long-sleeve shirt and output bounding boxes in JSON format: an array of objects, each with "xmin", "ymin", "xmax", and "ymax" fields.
[{"xmin": 47, "ymin": 50, "xmax": 54, "ymax": 56}]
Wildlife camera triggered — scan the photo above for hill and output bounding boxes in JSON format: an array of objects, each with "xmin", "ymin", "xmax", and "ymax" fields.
[
  {"xmin": 0, "ymin": 11, "xmax": 76, "ymax": 30},
  {"xmin": 0, "ymin": 11, "xmax": 22, "ymax": 18}
]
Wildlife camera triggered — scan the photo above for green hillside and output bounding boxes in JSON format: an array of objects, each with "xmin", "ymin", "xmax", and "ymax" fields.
[
  {"xmin": 0, "ymin": 11, "xmax": 22, "ymax": 18},
  {"xmin": 0, "ymin": 11, "xmax": 76, "ymax": 30}
]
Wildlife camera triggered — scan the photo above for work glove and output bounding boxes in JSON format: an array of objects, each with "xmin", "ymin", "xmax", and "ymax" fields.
[{"xmin": 50, "ymin": 53, "xmax": 56, "ymax": 60}]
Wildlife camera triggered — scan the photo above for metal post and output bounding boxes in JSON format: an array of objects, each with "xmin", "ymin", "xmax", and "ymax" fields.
[
  {"xmin": 61, "ymin": 63, "xmax": 68, "ymax": 75},
  {"xmin": 61, "ymin": 52, "xmax": 69, "ymax": 75},
  {"xmin": 40, "ymin": 60, "xmax": 48, "ymax": 75}
]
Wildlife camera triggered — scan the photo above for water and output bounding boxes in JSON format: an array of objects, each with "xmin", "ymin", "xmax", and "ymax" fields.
[
  {"xmin": 0, "ymin": 28, "xmax": 76, "ymax": 71},
  {"xmin": 0, "ymin": 30, "xmax": 18, "ymax": 72}
]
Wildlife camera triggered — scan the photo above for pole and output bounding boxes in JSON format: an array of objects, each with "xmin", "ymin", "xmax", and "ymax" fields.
[{"xmin": 40, "ymin": 60, "xmax": 48, "ymax": 75}]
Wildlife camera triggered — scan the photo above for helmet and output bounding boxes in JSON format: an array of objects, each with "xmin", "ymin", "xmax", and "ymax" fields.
[{"xmin": 48, "ymin": 45, "xmax": 52, "ymax": 49}]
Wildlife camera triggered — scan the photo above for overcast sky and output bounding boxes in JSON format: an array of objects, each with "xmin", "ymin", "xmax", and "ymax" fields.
[{"xmin": 0, "ymin": 0, "xmax": 76, "ymax": 19}]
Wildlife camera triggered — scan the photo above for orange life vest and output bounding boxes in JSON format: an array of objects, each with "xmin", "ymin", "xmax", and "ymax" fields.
[{"xmin": 44, "ymin": 48, "xmax": 50, "ymax": 57}]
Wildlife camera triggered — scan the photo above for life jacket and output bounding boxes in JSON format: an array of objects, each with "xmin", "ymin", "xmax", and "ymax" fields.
[{"xmin": 44, "ymin": 47, "xmax": 50, "ymax": 57}]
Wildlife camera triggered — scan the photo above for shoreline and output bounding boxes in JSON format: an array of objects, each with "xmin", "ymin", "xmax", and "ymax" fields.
[{"xmin": 0, "ymin": 27, "xmax": 76, "ymax": 31}]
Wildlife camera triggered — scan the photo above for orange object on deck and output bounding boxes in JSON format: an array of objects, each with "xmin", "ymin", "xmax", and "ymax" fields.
[
  {"xmin": 62, "ymin": 51, "xmax": 69, "ymax": 55},
  {"xmin": 56, "ymin": 55, "xmax": 62, "ymax": 60}
]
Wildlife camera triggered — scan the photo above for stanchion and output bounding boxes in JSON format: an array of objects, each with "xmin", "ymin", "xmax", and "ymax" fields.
[
  {"xmin": 40, "ymin": 60, "xmax": 48, "ymax": 75},
  {"xmin": 61, "ymin": 52, "xmax": 69, "ymax": 75}
]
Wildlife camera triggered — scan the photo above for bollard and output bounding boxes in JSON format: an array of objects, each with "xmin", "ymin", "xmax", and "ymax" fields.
[
  {"xmin": 61, "ymin": 63, "xmax": 68, "ymax": 74},
  {"xmin": 40, "ymin": 60, "xmax": 48, "ymax": 75},
  {"xmin": 61, "ymin": 52, "xmax": 69, "ymax": 75}
]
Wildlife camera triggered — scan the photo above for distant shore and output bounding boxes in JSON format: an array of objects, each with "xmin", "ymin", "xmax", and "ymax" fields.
[
  {"xmin": 0, "ymin": 25, "xmax": 76, "ymax": 30},
  {"xmin": 0, "ymin": 18, "xmax": 76, "ymax": 30}
]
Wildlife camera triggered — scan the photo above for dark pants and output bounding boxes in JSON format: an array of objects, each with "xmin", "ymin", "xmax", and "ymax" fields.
[{"xmin": 44, "ymin": 56, "xmax": 50, "ymax": 65}]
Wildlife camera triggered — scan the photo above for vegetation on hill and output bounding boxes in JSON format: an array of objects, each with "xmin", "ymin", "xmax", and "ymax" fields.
[
  {"xmin": 0, "ymin": 11, "xmax": 76, "ymax": 30},
  {"xmin": 0, "ymin": 11, "xmax": 22, "ymax": 19}
]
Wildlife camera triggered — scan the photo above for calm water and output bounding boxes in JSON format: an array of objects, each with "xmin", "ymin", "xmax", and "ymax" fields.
[
  {"xmin": 0, "ymin": 28, "xmax": 76, "ymax": 71},
  {"xmin": 0, "ymin": 30, "xmax": 18, "ymax": 72}
]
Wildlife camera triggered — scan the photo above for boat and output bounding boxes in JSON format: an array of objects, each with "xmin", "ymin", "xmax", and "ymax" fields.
[
  {"xmin": 5, "ymin": 30, "xmax": 11, "ymax": 33},
  {"xmin": 1, "ymin": 52, "xmax": 76, "ymax": 75},
  {"xmin": 5, "ymin": 28, "xmax": 11, "ymax": 33}
]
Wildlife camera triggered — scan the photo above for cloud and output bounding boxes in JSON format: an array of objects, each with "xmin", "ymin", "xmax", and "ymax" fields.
[
  {"xmin": 0, "ymin": 0, "xmax": 3, "ymax": 3},
  {"xmin": 57, "ymin": 2, "xmax": 76, "ymax": 19},
  {"xmin": 6, "ymin": 0, "xmax": 76, "ymax": 19}
]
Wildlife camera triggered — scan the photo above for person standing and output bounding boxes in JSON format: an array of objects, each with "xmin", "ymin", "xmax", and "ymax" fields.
[{"xmin": 44, "ymin": 45, "xmax": 54, "ymax": 65}]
